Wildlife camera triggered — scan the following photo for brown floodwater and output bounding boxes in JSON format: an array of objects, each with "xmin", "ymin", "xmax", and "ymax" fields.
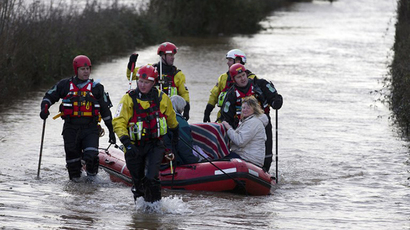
[{"xmin": 1, "ymin": 0, "xmax": 408, "ymax": 229}]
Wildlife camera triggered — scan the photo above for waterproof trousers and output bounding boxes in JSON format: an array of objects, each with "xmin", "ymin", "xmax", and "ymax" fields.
[
  {"xmin": 125, "ymin": 139, "xmax": 165, "ymax": 203},
  {"xmin": 63, "ymin": 123, "xmax": 100, "ymax": 180},
  {"xmin": 262, "ymin": 119, "xmax": 273, "ymax": 172}
]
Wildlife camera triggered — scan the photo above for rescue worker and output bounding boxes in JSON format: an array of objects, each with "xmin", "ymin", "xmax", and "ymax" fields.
[
  {"xmin": 221, "ymin": 63, "xmax": 283, "ymax": 172},
  {"xmin": 203, "ymin": 49, "xmax": 256, "ymax": 123},
  {"xmin": 113, "ymin": 64, "xmax": 179, "ymax": 203},
  {"xmin": 127, "ymin": 42, "xmax": 190, "ymax": 120},
  {"xmin": 39, "ymin": 55, "xmax": 116, "ymax": 181}
]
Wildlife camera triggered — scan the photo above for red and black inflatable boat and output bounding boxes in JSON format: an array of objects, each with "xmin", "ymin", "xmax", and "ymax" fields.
[
  {"xmin": 99, "ymin": 123, "xmax": 276, "ymax": 196},
  {"xmin": 99, "ymin": 146, "xmax": 275, "ymax": 196}
]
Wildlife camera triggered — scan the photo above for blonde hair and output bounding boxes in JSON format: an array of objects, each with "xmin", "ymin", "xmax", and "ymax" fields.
[{"xmin": 241, "ymin": 96, "xmax": 264, "ymax": 115}]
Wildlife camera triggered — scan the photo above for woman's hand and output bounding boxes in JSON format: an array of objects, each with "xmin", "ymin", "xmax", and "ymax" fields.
[{"xmin": 222, "ymin": 121, "xmax": 231, "ymax": 130}]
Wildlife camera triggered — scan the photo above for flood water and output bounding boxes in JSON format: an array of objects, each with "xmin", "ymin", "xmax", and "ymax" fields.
[{"xmin": 1, "ymin": 0, "xmax": 409, "ymax": 229}]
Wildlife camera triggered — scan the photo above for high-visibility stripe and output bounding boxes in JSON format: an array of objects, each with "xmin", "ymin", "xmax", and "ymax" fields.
[{"xmin": 84, "ymin": 147, "xmax": 98, "ymax": 152}]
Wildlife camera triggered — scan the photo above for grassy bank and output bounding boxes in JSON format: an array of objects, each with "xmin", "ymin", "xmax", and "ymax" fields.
[
  {"xmin": 0, "ymin": 0, "xmax": 288, "ymax": 105},
  {"xmin": 390, "ymin": 0, "xmax": 410, "ymax": 137}
]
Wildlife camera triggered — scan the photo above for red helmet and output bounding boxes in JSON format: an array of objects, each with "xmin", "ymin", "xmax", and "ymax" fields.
[
  {"xmin": 229, "ymin": 63, "xmax": 246, "ymax": 77},
  {"xmin": 73, "ymin": 55, "xmax": 91, "ymax": 75},
  {"xmin": 137, "ymin": 65, "xmax": 158, "ymax": 82},
  {"xmin": 157, "ymin": 42, "xmax": 178, "ymax": 55}
]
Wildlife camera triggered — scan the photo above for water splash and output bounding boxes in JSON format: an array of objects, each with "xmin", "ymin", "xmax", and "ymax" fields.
[{"xmin": 134, "ymin": 195, "xmax": 192, "ymax": 214}]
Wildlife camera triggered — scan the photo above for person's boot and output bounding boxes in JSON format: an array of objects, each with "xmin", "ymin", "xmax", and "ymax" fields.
[
  {"xmin": 131, "ymin": 184, "xmax": 144, "ymax": 201},
  {"xmin": 67, "ymin": 161, "xmax": 82, "ymax": 182},
  {"xmin": 143, "ymin": 178, "xmax": 161, "ymax": 203},
  {"xmin": 84, "ymin": 153, "xmax": 99, "ymax": 178}
]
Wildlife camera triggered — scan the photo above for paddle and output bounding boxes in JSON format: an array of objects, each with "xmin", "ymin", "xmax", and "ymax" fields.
[
  {"xmin": 178, "ymin": 137, "xmax": 248, "ymax": 195},
  {"xmin": 36, "ymin": 104, "xmax": 48, "ymax": 179}
]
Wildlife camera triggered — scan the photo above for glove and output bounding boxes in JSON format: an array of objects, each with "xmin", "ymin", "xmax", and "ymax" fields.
[
  {"xmin": 120, "ymin": 136, "xmax": 138, "ymax": 157},
  {"xmin": 127, "ymin": 53, "xmax": 138, "ymax": 70},
  {"xmin": 272, "ymin": 94, "xmax": 283, "ymax": 110},
  {"xmin": 106, "ymin": 122, "xmax": 116, "ymax": 144},
  {"xmin": 109, "ymin": 131, "xmax": 116, "ymax": 144},
  {"xmin": 39, "ymin": 101, "xmax": 50, "ymax": 120},
  {"xmin": 170, "ymin": 126, "xmax": 179, "ymax": 147},
  {"xmin": 203, "ymin": 103, "xmax": 214, "ymax": 122},
  {"xmin": 164, "ymin": 150, "xmax": 175, "ymax": 161},
  {"xmin": 183, "ymin": 101, "xmax": 190, "ymax": 121}
]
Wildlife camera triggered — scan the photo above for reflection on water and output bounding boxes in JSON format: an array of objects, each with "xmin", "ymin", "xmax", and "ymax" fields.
[{"xmin": 1, "ymin": 0, "xmax": 409, "ymax": 229}]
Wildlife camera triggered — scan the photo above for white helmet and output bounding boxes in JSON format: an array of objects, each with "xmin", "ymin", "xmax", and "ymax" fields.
[{"xmin": 226, "ymin": 49, "xmax": 246, "ymax": 64}]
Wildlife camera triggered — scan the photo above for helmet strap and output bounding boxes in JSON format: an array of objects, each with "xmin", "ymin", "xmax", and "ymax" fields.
[{"xmin": 161, "ymin": 55, "xmax": 169, "ymax": 66}]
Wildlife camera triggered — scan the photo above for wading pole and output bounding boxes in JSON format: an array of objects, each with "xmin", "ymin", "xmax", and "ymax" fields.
[
  {"xmin": 37, "ymin": 104, "xmax": 48, "ymax": 179},
  {"xmin": 128, "ymin": 55, "xmax": 137, "ymax": 91},
  {"xmin": 275, "ymin": 109, "xmax": 278, "ymax": 184},
  {"xmin": 159, "ymin": 55, "xmax": 163, "ymax": 91}
]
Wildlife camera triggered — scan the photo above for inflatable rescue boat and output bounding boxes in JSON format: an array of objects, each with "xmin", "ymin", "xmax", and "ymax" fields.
[
  {"xmin": 99, "ymin": 146, "xmax": 275, "ymax": 196},
  {"xmin": 99, "ymin": 123, "xmax": 276, "ymax": 196}
]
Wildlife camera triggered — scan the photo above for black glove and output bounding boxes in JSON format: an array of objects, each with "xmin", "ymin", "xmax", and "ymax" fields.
[
  {"xmin": 127, "ymin": 53, "xmax": 138, "ymax": 70},
  {"xmin": 106, "ymin": 122, "xmax": 116, "ymax": 144},
  {"xmin": 272, "ymin": 94, "xmax": 283, "ymax": 110},
  {"xmin": 183, "ymin": 101, "xmax": 190, "ymax": 121},
  {"xmin": 109, "ymin": 131, "xmax": 116, "ymax": 144},
  {"xmin": 170, "ymin": 126, "xmax": 179, "ymax": 147},
  {"xmin": 39, "ymin": 101, "xmax": 50, "ymax": 120},
  {"xmin": 203, "ymin": 103, "xmax": 214, "ymax": 122},
  {"xmin": 120, "ymin": 136, "xmax": 138, "ymax": 157}
]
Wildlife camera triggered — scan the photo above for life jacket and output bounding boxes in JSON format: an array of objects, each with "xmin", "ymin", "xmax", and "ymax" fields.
[
  {"xmin": 217, "ymin": 70, "xmax": 257, "ymax": 107},
  {"xmin": 128, "ymin": 90, "xmax": 168, "ymax": 142},
  {"xmin": 234, "ymin": 81, "xmax": 269, "ymax": 120},
  {"xmin": 60, "ymin": 79, "xmax": 100, "ymax": 119},
  {"xmin": 154, "ymin": 63, "xmax": 180, "ymax": 97},
  {"xmin": 158, "ymin": 72, "xmax": 179, "ymax": 97}
]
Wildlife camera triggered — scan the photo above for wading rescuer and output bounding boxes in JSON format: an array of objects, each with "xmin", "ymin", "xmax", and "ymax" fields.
[
  {"xmin": 221, "ymin": 63, "xmax": 283, "ymax": 172},
  {"xmin": 127, "ymin": 42, "xmax": 191, "ymax": 120},
  {"xmin": 39, "ymin": 55, "xmax": 116, "ymax": 181},
  {"xmin": 203, "ymin": 49, "xmax": 256, "ymax": 123},
  {"xmin": 113, "ymin": 64, "xmax": 179, "ymax": 203}
]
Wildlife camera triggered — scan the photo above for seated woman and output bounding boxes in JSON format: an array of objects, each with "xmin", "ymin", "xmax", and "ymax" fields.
[
  {"xmin": 163, "ymin": 95, "xmax": 200, "ymax": 165},
  {"xmin": 222, "ymin": 96, "xmax": 268, "ymax": 167}
]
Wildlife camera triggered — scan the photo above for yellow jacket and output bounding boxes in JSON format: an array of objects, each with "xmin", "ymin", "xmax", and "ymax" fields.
[
  {"xmin": 127, "ymin": 66, "xmax": 190, "ymax": 103},
  {"xmin": 113, "ymin": 89, "xmax": 178, "ymax": 140},
  {"xmin": 207, "ymin": 72, "xmax": 228, "ymax": 106}
]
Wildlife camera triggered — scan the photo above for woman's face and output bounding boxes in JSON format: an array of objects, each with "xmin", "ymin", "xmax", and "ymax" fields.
[{"xmin": 241, "ymin": 102, "xmax": 254, "ymax": 119}]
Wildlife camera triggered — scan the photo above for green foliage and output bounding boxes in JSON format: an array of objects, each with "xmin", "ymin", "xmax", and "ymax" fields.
[
  {"xmin": 0, "ymin": 0, "xmax": 287, "ymax": 105},
  {"xmin": 148, "ymin": 0, "xmax": 286, "ymax": 36},
  {"xmin": 0, "ymin": 0, "xmax": 165, "ymax": 104}
]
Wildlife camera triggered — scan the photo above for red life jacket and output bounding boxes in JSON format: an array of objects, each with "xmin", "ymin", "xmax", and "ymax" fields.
[
  {"xmin": 61, "ymin": 80, "xmax": 100, "ymax": 119},
  {"xmin": 234, "ymin": 82, "xmax": 269, "ymax": 120},
  {"xmin": 128, "ymin": 91, "xmax": 167, "ymax": 141},
  {"xmin": 218, "ymin": 71, "xmax": 257, "ymax": 107},
  {"xmin": 234, "ymin": 84, "xmax": 255, "ymax": 120}
]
